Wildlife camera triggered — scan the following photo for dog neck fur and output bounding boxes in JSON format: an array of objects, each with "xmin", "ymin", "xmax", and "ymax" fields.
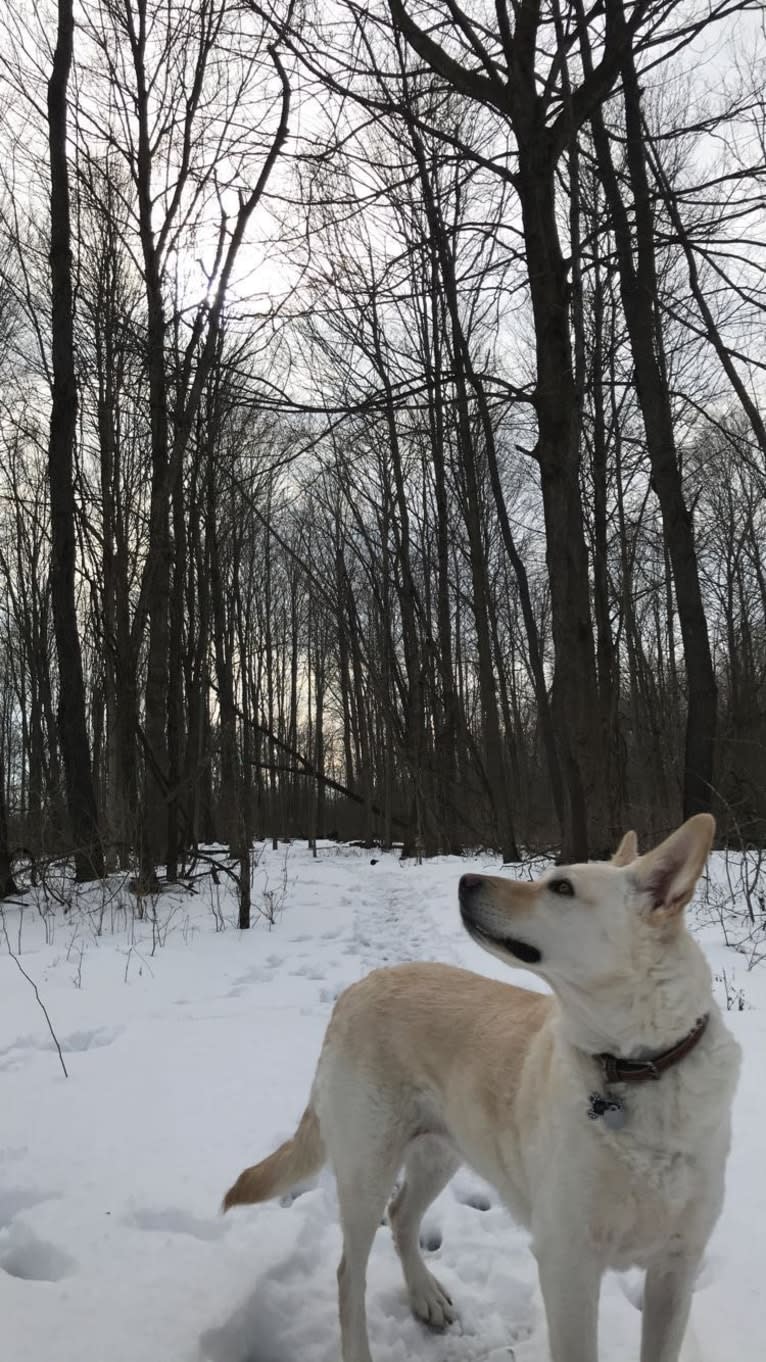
[{"xmin": 548, "ymin": 921, "xmax": 713, "ymax": 1059}]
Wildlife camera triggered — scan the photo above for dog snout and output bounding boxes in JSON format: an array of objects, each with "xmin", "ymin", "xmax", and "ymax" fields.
[{"xmin": 459, "ymin": 873, "xmax": 484, "ymax": 905}]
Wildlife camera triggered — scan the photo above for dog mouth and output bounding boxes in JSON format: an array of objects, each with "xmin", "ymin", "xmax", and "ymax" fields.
[{"xmin": 460, "ymin": 907, "xmax": 542, "ymax": 965}]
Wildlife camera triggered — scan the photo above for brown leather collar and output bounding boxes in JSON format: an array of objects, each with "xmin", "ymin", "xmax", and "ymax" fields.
[{"xmin": 596, "ymin": 1014, "xmax": 709, "ymax": 1085}]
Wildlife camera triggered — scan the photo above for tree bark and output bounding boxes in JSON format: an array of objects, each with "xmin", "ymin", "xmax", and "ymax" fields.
[{"xmin": 47, "ymin": 0, "xmax": 103, "ymax": 881}]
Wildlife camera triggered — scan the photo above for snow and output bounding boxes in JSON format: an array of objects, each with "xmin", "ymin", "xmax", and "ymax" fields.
[{"xmin": 1, "ymin": 843, "xmax": 763, "ymax": 1362}]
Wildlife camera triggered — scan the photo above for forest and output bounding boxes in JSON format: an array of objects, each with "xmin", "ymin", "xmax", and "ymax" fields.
[{"xmin": 1, "ymin": 0, "xmax": 765, "ymax": 924}]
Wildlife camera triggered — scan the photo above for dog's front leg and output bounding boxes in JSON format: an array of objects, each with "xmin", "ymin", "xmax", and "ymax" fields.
[
  {"xmin": 534, "ymin": 1237, "xmax": 600, "ymax": 1362},
  {"xmin": 640, "ymin": 1249, "xmax": 700, "ymax": 1362}
]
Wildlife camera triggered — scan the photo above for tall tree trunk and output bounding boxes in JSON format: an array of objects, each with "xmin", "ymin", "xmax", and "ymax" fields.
[
  {"xmin": 46, "ymin": 0, "xmax": 103, "ymax": 881},
  {"xmin": 166, "ymin": 439, "xmax": 187, "ymax": 880},
  {"xmin": 518, "ymin": 150, "xmax": 607, "ymax": 860},
  {"xmin": 0, "ymin": 746, "xmax": 17, "ymax": 899},
  {"xmin": 123, "ymin": 0, "xmax": 172, "ymax": 885},
  {"xmin": 369, "ymin": 294, "xmax": 432, "ymax": 852},
  {"xmin": 589, "ymin": 235, "xmax": 622, "ymax": 835},
  {"xmin": 583, "ymin": 9, "xmax": 717, "ymax": 818}
]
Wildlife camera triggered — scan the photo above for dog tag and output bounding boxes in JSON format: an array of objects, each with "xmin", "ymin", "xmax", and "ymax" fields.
[
  {"xmin": 587, "ymin": 1092, "xmax": 627, "ymax": 1129},
  {"xmin": 602, "ymin": 1100, "xmax": 627, "ymax": 1130}
]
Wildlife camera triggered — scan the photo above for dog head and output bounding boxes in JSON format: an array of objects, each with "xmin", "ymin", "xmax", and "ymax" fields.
[{"xmin": 458, "ymin": 815, "xmax": 715, "ymax": 990}]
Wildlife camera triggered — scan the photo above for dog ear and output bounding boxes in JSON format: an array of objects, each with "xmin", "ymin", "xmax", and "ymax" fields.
[
  {"xmin": 611, "ymin": 830, "xmax": 638, "ymax": 867},
  {"xmin": 629, "ymin": 814, "xmax": 715, "ymax": 921}
]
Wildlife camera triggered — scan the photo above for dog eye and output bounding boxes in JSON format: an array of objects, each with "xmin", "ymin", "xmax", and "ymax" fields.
[{"xmin": 549, "ymin": 878, "xmax": 574, "ymax": 897}]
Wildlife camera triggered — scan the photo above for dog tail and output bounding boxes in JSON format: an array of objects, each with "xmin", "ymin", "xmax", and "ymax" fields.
[{"xmin": 222, "ymin": 1101, "xmax": 325, "ymax": 1212}]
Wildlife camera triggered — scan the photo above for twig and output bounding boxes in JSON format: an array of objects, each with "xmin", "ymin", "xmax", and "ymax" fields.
[{"xmin": 0, "ymin": 905, "xmax": 69, "ymax": 1078}]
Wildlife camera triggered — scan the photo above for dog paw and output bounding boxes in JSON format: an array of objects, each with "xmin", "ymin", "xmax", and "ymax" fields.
[{"xmin": 408, "ymin": 1269, "xmax": 456, "ymax": 1329}]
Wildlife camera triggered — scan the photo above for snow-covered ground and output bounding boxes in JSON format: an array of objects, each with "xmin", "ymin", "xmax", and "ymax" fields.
[{"xmin": 1, "ymin": 843, "xmax": 764, "ymax": 1362}]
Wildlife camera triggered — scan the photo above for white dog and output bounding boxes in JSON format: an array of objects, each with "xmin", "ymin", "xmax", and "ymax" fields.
[{"xmin": 224, "ymin": 814, "xmax": 740, "ymax": 1362}]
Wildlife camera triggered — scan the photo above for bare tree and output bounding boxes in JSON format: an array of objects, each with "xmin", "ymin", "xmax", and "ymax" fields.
[{"xmin": 46, "ymin": 0, "xmax": 103, "ymax": 879}]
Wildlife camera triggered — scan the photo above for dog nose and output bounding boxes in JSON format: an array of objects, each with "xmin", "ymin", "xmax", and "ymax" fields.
[{"xmin": 459, "ymin": 873, "xmax": 483, "ymax": 898}]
